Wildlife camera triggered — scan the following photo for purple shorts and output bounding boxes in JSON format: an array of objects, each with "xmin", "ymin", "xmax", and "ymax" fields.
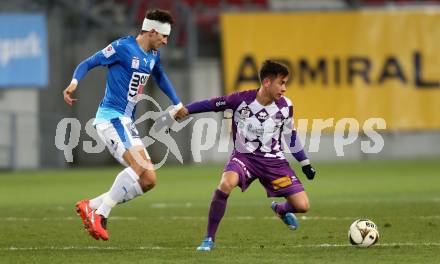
[{"xmin": 224, "ymin": 152, "xmax": 304, "ymax": 197}]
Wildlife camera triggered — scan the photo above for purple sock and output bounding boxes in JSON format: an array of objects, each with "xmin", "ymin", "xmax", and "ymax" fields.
[
  {"xmin": 275, "ymin": 202, "xmax": 296, "ymax": 215},
  {"xmin": 206, "ymin": 189, "xmax": 229, "ymax": 241}
]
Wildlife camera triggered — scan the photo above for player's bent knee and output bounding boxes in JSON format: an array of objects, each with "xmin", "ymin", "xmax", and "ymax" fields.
[
  {"xmin": 139, "ymin": 178, "xmax": 156, "ymax": 192},
  {"xmin": 218, "ymin": 181, "xmax": 234, "ymax": 193},
  {"xmin": 141, "ymin": 181, "xmax": 155, "ymax": 192},
  {"xmin": 287, "ymin": 192, "xmax": 310, "ymax": 213},
  {"xmin": 218, "ymin": 172, "xmax": 239, "ymax": 193},
  {"xmin": 295, "ymin": 201, "xmax": 310, "ymax": 213},
  {"xmin": 124, "ymin": 148, "xmax": 153, "ymax": 175},
  {"xmin": 139, "ymin": 170, "xmax": 157, "ymax": 192}
]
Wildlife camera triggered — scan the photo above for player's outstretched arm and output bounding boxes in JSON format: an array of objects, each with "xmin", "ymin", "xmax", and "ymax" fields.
[
  {"xmin": 185, "ymin": 99, "xmax": 215, "ymax": 115},
  {"xmin": 151, "ymin": 63, "xmax": 192, "ymax": 122},
  {"xmin": 185, "ymin": 93, "xmax": 237, "ymax": 115},
  {"xmin": 62, "ymin": 53, "xmax": 103, "ymax": 106}
]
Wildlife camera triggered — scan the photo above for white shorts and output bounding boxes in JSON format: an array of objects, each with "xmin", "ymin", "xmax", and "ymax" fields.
[{"xmin": 95, "ymin": 117, "xmax": 150, "ymax": 167}]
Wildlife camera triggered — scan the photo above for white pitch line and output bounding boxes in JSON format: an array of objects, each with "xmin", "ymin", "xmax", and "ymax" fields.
[
  {"xmin": 318, "ymin": 198, "xmax": 440, "ymax": 204},
  {"xmin": 0, "ymin": 215, "xmax": 439, "ymax": 221},
  {"xmin": 1, "ymin": 243, "xmax": 440, "ymax": 251},
  {"xmin": 150, "ymin": 203, "xmax": 193, "ymax": 208},
  {"xmin": 147, "ymin": 199, "xmax": 440, "ymax": 208}
]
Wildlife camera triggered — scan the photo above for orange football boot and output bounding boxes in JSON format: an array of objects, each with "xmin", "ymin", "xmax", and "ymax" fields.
[{"xmin": 88, "ymin": 210, "xmax": 109, "ymax": 241}]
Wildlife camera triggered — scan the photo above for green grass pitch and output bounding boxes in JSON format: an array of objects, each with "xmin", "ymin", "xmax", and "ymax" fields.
[{"xmin": 0, "ymin": 159, "xmax": 439, "ymax": 263}]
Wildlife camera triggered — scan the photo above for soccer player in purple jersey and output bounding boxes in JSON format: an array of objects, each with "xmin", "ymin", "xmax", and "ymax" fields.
[
  {"xmin": 63, "ymin": 9, "xmax": 188, "ymax": 241},
  {"xmin": 184, "ymin": 60, "xmax": 316, "ymax": 251}
]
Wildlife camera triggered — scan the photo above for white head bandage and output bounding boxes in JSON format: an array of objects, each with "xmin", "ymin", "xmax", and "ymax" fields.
[{"xmin": 142, "ymin": 18, "xmax": 171, "ymax": 36}]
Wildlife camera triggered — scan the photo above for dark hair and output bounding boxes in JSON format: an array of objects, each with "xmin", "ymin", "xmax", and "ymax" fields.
[
  {"xmin": 146, "ymin": 9, "xmax": 174, "ymax": 25},
  {"xmin": 259, "ymin": 60, "xmax": 289, "ymax": 82}
]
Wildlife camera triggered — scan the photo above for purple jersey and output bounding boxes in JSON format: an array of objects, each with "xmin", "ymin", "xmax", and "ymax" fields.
[{"xmin": 207, "ymin": 89, "xmax": 294, "ymax": 159}]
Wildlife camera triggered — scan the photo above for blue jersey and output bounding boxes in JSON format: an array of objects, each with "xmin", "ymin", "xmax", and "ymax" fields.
[{"xmin": 72, "ymin": 36, "xmax": 181, "ymax": 124}]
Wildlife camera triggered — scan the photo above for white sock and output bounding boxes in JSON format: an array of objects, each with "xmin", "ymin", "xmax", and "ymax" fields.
[
  {"xmin": 89, "ymin": 193, "xmax": 106, "ymax": 210},
  {"xmin": 89, "ymin": 183, "xmax": 143, "ymax": 210},
  {"xmin": 96, "ymin": 167, "xmax": 144, "ymax": 218},
  {"xmin": 95, "ymin": 193, "xmax": 117, "ymax": 218},
  {"xmin": 119, "ymin": 178, "xmax": 143, "ymax": 204}
]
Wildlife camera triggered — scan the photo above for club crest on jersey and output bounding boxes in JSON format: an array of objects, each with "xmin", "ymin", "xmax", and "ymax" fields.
[
  {"xmin": 102, "ymin": 44, "xmax": 116, "ymax": 58},
  {"xmin": 131, "ymin": 57, "xmax": 140, "ymax": 69},
  {"xmin": 238, "ymin": 106, "xmax": 251, "ymax": 119},
  {"xmin": 257, "ymin": 111, "xmax": 269, "ymax": 121}
]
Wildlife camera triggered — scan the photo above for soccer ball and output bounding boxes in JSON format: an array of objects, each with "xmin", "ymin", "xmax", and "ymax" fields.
[{"xmin": 348, "ymin": 219, "xmax": 379, "ymax": 248}]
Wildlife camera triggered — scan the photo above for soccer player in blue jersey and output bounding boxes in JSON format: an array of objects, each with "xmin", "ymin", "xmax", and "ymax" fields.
[
  {"xmin": 184, "ymin": 60, "xmax": 316, "ymax": 251},
  {"xmin": 63, "ymin": 9, "xmax": 188, "ymax": 241}
]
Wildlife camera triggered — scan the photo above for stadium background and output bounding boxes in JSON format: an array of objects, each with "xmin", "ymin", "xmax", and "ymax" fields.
[
  {"xmin": 0, "ymin": 0, "xmax": 439, "ymax": 169},
  {"xmin": 0, "ymin": 0, "xmax": 439, "ymax": 263}
]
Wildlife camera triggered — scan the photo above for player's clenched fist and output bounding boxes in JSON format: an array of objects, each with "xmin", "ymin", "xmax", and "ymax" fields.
[
  {"xmin": 63, "ymin": 82, "xmax": 78, "ymax": 106},
  {"xmin": 174, "ymin": 106, "xmax": 189, "ymax": 121},
  {"xmin": 302, "ymin": 164, "xmax": 316, "ymax": 180}
]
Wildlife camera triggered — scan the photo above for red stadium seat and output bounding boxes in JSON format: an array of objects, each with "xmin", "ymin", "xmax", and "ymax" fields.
[
  {"xmin": 183, "ymin": 0, "xmax": 199, "ymax": 7},
  {"xmin": 202, "ymin": 0, "xmax": 222, "ymax": 7},
  {"xmin": 251, "ymin": 0, "xmax": 268, "ymax": 7},
  {"xmin": 226, "ymin": 0, "xmax": 245, "ymax": 5}
]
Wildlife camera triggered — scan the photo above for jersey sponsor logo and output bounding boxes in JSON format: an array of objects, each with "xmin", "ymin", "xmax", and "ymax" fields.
[
  {"xmin": 128, "ymin": 72, "xmax": 150, "ymax": 102},
  {"xmin": 245, "ymin": 124, "xmax": 265, "ymax": 137},
  {"xmin": 271, "ymin": 175, "xmax": 292, "ymax": 190},
  {"xmin": 131, "ymin": 57, "xmax": 140, "ymax": 69},
  {"xmin": 102, "ymin": 44, "xmax": 116, "ymax": 58}
]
